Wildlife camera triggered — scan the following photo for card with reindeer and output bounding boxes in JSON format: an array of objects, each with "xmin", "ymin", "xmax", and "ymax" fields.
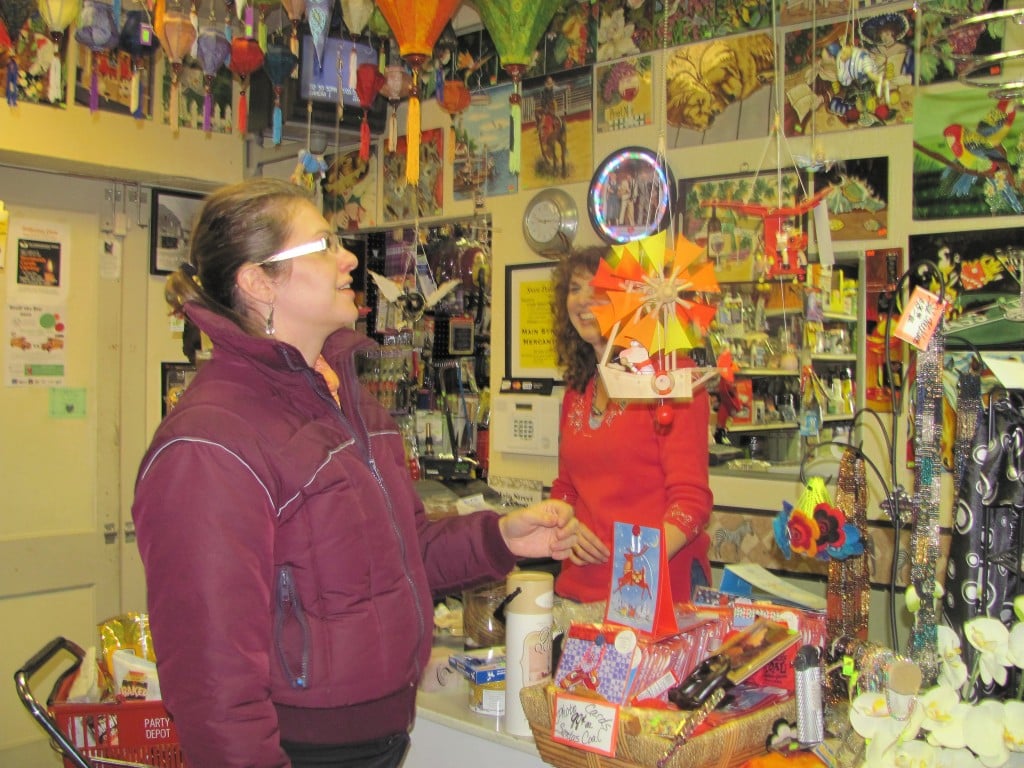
[{"xmin": 605, "ymin": 522, "xmax": 678, "ymax": 639}]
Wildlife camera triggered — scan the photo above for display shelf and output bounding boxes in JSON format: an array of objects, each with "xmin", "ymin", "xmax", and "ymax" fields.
[
  {"xmin": 822, "ymin": 311, "xmax": 858, "ymax": 323},
  {"xmin": 735, "ymin": 367, "xmax": 801, "ymax": 377},
  {"xmin": 725, "ymin": 421, "xmax": 800, "ymax": 433},
  {"xmin": 822, "ymin": 413, "xmax": 856, "ymax": 423},
  {"xmin": 810, "ymin": 353, "xmax": 858, "ymax": 363}
]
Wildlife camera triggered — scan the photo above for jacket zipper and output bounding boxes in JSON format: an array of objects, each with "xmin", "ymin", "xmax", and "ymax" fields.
[{"xmin": 275, "ymin": 565, "xmax": 310, "ymax": 689}]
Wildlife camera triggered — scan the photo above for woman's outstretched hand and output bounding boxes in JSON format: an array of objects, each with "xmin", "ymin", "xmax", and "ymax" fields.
[
  {"xmin": 567, "ymin": 520, "xmax": 610, "ymax": 566},
  {"xmin": 498, "ymin": 500, "xmax": 577, "ymax": 560}
]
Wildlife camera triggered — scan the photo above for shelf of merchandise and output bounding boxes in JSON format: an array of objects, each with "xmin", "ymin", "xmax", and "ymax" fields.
[{"xmin": 724, "ymin": 421, "xmax": 801, "ymax": 433}]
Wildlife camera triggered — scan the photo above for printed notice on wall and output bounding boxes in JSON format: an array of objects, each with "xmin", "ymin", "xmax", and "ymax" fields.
[
  {"xmin": 5, "ymin": 302, "xmax": 67, "ymax": 386},
  {"xmin": 6, "ymin": 218, "xmax": 71, "ymax": 299}
]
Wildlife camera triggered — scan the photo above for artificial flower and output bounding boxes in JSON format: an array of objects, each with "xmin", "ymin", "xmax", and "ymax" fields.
[
  {"xmin": 786, "ymin": 508, "xmax": 820, "ymax": 557},
  {"xmin": 812, "ymin": 502, "xmax": 847, "ymax": 549},
  {"xmin": 1008, "ymin": 623, "xmax": 1024, "ymax": 670},
  {"xmin": 907, "ymin": 583, "xmax": 946, "ymax": 614},
  {"xmin": 1014, "ymin": 596, "xmax": 1024, "ymax": 624},
  {"xmin": 920, "ymin": 684, "xmax": 969, "ymax": 749},
  {"xmin": 965, "ymin": 618, "xmax": 1013, "ymax": 688},
  {"xmin": 938, "ymin": 625, "xmax": 970, "ymax": 691},
  {"xmin": 1004, "ymin": 702, "xmax": 1024, "ymax": 753},
  {"xmin": 965, "ymin": 699, "xmax": 1010, "ymax": 767}
]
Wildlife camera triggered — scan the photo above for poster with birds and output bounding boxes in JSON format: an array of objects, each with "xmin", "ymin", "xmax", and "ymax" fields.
[{"xmin": 912, "ymin": 87, "xmax": 1022, "ymax": 219}]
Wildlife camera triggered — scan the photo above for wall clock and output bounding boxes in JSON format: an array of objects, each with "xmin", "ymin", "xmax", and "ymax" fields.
[
  {"xmin": 522, "ymin": 188, "xmax": 578, "ymax": 258},
  {"xmin": 588, "ymin": 146, "xmax": 675, "ymax": 245}
]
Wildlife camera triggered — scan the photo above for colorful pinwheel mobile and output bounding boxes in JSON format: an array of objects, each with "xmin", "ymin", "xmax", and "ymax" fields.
[{"xmin": 589, "ymin": 230, "xmax": 724, "ymax": 419}]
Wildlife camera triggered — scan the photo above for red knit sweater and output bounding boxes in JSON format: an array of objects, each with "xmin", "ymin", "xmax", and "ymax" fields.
[{"xmin": 551, "ymin": 377, "xmax": 713, "ymax": 604}]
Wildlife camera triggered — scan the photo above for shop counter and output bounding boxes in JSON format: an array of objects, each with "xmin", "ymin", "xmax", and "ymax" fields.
[{"xmin": 406, "ymin": 674, "xmax": 546, "ymax": 768}]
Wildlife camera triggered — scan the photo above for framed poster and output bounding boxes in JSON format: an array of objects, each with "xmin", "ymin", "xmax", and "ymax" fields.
[
  {"xmin": 150, "ymin": 189, "xmax": 204, "ymax": 275},
  {"xmin": 504, "ymin": 263, "xmax": 559, "ymax": 381}
]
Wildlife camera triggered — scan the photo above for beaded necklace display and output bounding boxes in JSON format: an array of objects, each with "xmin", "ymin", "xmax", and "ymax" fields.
[{"xmin": 907, "ymin": 323, "xmax": 944, "ymax": 685}]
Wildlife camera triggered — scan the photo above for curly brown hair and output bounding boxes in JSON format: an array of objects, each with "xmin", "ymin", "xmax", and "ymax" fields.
[{"xmin": 551, "ymin": 245, "xmax": 612, "ymax": 392}]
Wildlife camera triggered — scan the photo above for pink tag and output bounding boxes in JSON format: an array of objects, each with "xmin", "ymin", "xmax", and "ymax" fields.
[{"xmin": 894, "ymin": 286, "xmax": 946, "ymax": 350}]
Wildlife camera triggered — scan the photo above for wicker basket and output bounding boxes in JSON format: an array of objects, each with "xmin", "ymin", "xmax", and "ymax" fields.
[{"xmin": 521, "ymin": 684, "xmax": 795, "ymax": 768}]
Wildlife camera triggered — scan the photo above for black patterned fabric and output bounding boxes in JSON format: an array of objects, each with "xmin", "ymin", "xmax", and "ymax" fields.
[{"xmin": 942, "ymin": 394, "xmax": 1024, "ymax": 701}]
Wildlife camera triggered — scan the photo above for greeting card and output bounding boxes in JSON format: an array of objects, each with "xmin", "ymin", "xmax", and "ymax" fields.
[{"xmin": 605, "ymin": 522, "xmax": 678, "ymax": 638}]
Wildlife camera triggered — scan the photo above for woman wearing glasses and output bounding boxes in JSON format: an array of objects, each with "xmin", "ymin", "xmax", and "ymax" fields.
[{"xmin": 132, "ymin": 178, "xmax": 576, "ymax": 768}]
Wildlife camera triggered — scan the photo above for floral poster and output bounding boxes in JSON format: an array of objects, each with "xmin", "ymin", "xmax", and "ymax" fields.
[
  {"xmin": 382, "ymin": 127, "xmax": 443, "ymax": 222},
  {"xmin": 912, "ymin": 88, "xmax": 1023, "ymax": 219},
  {"xmin": 323, "ymin": 146, "xmax": 379, "ymax": 231},
  {"xmin": 593, "ymin": 0, "xmax": 773, "ymax": 53},
  {"xmin": 783, "ymin": 10, "xmax": 915, "ymax": 138},
  {"xmin": 3, "ymin": 14, "xmax": 66, "ymax": 106},
  {"xmin": 519, "ymin": 68, "xmax": 593, "ymax": 191},
  {"xmin": 594, "ymin": 55, "xmax": 653, "ymax": 133},
  {"xmin": 917, "ymin": 0, "xmax": 1008, "ymax": 86},
  {"xmin": 665, "ymin": 32, "xmax": 775, "ymax": 149}
]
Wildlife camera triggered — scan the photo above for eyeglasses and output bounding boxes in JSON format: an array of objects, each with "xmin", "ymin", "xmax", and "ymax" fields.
[{"xmin": 261, "ymin": 233, "xmax": 343, "ymax": 264}]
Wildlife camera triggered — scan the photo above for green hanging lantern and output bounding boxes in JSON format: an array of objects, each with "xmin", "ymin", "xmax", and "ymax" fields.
[{"xmin": 472, "ymin": 0, "xmax": 563, "ymax": 174}]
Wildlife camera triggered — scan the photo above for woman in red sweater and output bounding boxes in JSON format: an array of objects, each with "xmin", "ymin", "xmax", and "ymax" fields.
[{"xmin": 549, "ymin": 246, "xmax": 713, "ymax": 605}]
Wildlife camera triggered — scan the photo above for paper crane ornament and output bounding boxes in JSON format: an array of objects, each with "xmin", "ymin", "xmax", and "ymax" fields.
[
  {"xmin": 37, "ymin": 0, "xmax": 81, "ymax": 103},
  {"xmin": 356, "ymin": 62, "xmax": 385, "ymax": 161},
  {"xmin": 590, "ymin": 231, "xmax": 723, "ymax": 420},
  {"xmin": 228, "ymin": 35, "xmax": 264, "ymax": 134},
  {"xmin": 196, "ymin": 25, "xmax": 231, "ymax": 133},
  {"xmin": 373, "ymin": 0, "xmax": 461, "ymax": 185},
  {"xmin": 75, "ymin": 0, "xmax": 119, "ymax": 112},
  {"xmin": 264, "ymin": 40, "xmax": 297, "ymax": 145},
  {"xmin": 472, "ymin": 0, "xmax": 562, "ymax": 174},
  {"xmin": 368, "ymin": 269, "xmax": 460, "ymax": 327},
  {"xmin": 119, "ymin": 10, "xmax": 155, "ymax": 119}
]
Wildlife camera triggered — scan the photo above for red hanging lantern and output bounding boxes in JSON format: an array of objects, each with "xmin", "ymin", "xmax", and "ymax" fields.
[
  {"xmin": 228, "ymin": 35, "xmax": 265, "ymax": 134},
  {"xmin": 437, "ymin": 78, "xmax": 469, "ymax": 163},
  {"xmin": 372, "ymin": 0, "xmax": 461, "ymax": 185},
  {"xmin": 356, "ymin": 61, "xmax": 385, "ymax": 162}
]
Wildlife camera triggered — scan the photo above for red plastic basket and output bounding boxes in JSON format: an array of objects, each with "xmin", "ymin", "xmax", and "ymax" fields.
[{"xmin": 50, "ymin": 674, "xmax": 186, "ymax": 768}]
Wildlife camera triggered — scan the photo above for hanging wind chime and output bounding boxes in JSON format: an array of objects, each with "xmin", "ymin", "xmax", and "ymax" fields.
[
  {"xmin": 472, "ymin": 0, "xmax": 563, "ymax": 175},
  {"xmin": 75, "ymin": 0, "xmax": 119, "ymax": 112},
  {"xmin": 37, "ymin": 0, "xmax": 82, "ymax": 104},
  {"xmin": 372, "ymin": 0, "xmax": 461, "ymax": 185},
  {"xmin": 195, "ymin": 21, "xmax": 231, "ymax": 133}
]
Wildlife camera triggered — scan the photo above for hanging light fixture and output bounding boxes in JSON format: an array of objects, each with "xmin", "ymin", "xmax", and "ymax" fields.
[
  {"xmin": 372, "ymin": 0, "xmax": 461, "ymax": 185},
  {"xmin": 279, "ymin": 0, "xmax": 306, "ymax": 65},
  {"xmin": 195, "ymin": 24, "xmax": 231, "ymax": 133},
  {"xmin": 472, "ymin": 0, "xmax": 563, "ymax": 174},
  {"xmin": 228, "ymin": 35, "xmax": 265, "ymax": 134}
]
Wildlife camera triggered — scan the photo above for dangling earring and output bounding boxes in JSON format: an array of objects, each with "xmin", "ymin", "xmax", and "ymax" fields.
[{"xmin": 265, "ymin": 305, "xmax": 275, "ymax": 336}]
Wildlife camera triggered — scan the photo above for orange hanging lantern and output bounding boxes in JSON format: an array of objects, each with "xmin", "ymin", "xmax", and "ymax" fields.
[
  {"xmin": 372, "ymin": 0, "xmax": 461, "ymax": 185},
  {"xmin": 437, "ymin": 79, "xmax": 469, "ymax": 163},
  {"xmin": 228, "ymin": 36, "xmax": 265, "ymax": 134},
  {"xmin": 473, "ymin": 0, "xmax": 563, "ymax": 174},
  {"xmin": 156, "ymin": 9, "xmax": 197, "ymax": 132}
]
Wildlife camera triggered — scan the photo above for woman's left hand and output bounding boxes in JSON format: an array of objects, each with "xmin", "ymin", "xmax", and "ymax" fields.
[{"xmin": 498, "ymin": 500, "xmax": 577, "ymax": 560}]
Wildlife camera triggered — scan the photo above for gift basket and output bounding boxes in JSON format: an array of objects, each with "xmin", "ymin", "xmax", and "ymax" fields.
[{"xmin": 15, "ymin": 614, "xmax": 184, "ymax": 768}]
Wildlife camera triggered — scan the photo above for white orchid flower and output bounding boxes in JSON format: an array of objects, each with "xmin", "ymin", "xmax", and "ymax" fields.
[
  {"xmin": 965, "ymin": 700, "xmax": 1010, "ymax": 768},
  {"xmin": 934, "ymin": 747, "xmax": 988, "ymax": 768},
  {"xmin": 897, "ymin": 738, "xmax": 940, "ymax": 767},
  {"xmin": 907, "ymin": 583, "xmax": 946, "ymax": 614},
  {"xmin": 1004, "ymin": 702, "xmax": 1024, "ymax": 753},
  {"xmin": 1007, "ymin": 623, "xmax": 1024, "ymax": 670},
  {"xmin": 938, "ymin": 625, "xmax": 970, "ymax": 690},
  {"xmin": 1013, "ymin": 596, "xmax": 1024, "ymax": 624},
  {"xmin": 920, "ymin": 685, "xmax": 969, "ymax": 749},
  {"xmin": 965, "ymin": 618, "xmax": 1012, "ymax": 687}
]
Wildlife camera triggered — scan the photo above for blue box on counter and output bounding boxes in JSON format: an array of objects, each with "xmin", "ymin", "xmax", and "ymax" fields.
[{"xmin": 449, "ymin": 653, "xmax": 506, "ymax": 684}]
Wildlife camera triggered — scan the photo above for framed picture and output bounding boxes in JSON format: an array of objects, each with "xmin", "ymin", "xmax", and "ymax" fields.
[
  {"xmin": 161, "ymin": 362, "xmax": 197, "ymax": 417},
  {"xmin": 677, "ymin": 169, "xmax": 807, "ymax": 283},
  {"xmin": 504, "ymin": 263, "xmax": 560, "ymax": 381},
  {"xmin": 150, "ymin": 189, "xmax": 204, "ymax": 275}
]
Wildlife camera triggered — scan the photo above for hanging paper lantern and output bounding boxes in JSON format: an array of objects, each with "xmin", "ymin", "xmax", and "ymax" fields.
[
  {"xmin": 380, "ymin": 63, "xmax": 410, "ymax": 155},
  {"xmin": 373, "ymin": 0, "xmax": 461, "ymax": 185},
  {"xmin": 155, "ymin": 9, "xmax": 197, "ymax": 131},
  {"xmin": 196, "ymin": 25, "xmax": 230, "ymax": 133},
  {"xmin": 279, "ymin": 0, "xmax": 305, "ymax": 62},
  {"xmin": 37, "ymin": 0, "xmax": 81, "ymax": 103},
  {"xmin": 118, "ymin": 9, "xmax": 154, "ymax": 119},
  {"xmin": 264, "ymin": 40, "xmax": 297, "ymax": 145},
  {"xmin": 0, "ymin": 0, "xmax": 34, "ymax": 48},
  {"xmin": 437, "ymin": 78, "xmax": 469, "ymax": 163},
  {"xmin": 356, "ymin": 61, "xmax": 384, "ymax": 161},
  {"xmin": 335, "ymin": 0, "xmax": 372, "ymax": 105},
  {"xmin": 473, "ymin": 0, "xmax": 563, "ymax": 174},
  {"xmin": 305, "ymin": 0, "xmax": 332, "ymax": 72},
  {"xmin": 75, "ymin": 0, "xmax": 119, "ymax": 112},
  {"xmin": 228, "ymin": 35, "xmax": 264, "ymax": 134}
]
